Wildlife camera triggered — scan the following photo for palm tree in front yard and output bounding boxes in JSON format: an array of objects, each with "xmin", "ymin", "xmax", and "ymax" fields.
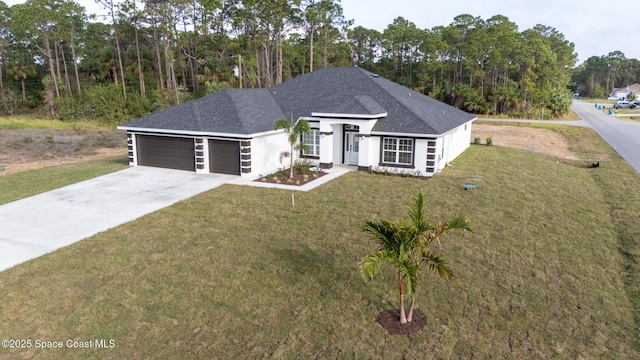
[
  {"xmin": 274, "ymin": 117, "xmax": 311, "ymax": 178},
  {"xmin": 360, "ymin": 191, "xmax": 472, "ymax": 324}
]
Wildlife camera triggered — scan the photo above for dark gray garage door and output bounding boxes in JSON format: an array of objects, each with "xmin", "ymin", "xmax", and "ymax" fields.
[
  {"xmin": 209, "ymin": 139, "xmax": 240, "ymax": 175},
  {"xmin": 136, "ymin": 135, "xmax": 195, "ymax": 171}
]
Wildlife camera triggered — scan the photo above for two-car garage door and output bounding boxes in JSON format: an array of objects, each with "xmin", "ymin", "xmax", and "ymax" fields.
[
  {"xmin": 136, "ymin": 135, "xmax": 195, "ymax": 171},
  {"xmin": 136, "ymin": 135, "xmax": 240, "ymax": 175}
]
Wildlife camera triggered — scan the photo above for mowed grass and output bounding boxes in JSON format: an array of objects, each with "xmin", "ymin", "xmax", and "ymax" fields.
[
  {"xmin": 0, "ymin": 157, "xmax": 129, "ymax": 205},
  {"xmin": 0, "ymin": 126, "xmax": 639, "ymax": 358}
]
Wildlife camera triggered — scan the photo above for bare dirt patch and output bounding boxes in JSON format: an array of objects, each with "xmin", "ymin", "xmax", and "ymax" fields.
[
  {"xmin": 472, "ymin": 124, "xmax": 580, "ymax": 160},
  {"xmin": 376, "ymin": 309, "xmax": 427, "ymax": 335},
  {"xmin": 0, "ymin": 129, "xmax": 127, "ymax": 175}
]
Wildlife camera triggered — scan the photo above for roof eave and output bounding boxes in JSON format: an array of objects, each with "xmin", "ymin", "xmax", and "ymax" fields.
[
  {"xmin": 310, "ymin": 112, "xmax": 387, "ymax": 119},
  {"xmin": 117, "ymin": 126, "xmax": 283, "ymax": 139},
  {"xmin": 371, "ymin": 118, "xmax": 476, "ymax": 138}
]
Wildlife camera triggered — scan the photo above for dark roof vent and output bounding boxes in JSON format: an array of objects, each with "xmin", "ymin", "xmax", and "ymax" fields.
[{"xmin": 371, "ymin": 73, "xmax": 380, "ymax": 78}]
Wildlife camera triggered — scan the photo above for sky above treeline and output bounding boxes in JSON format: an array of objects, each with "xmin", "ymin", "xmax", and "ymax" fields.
[
  {"xmin": 340, "ymin": 0, "xmax": 639, "ymax": 63},
  {"xmin": 5, "ymin": 0, "xmax": 638, "ymax": 64}
]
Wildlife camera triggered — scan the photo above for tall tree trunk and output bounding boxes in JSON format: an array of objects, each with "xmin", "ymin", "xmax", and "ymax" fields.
[
  {"xmin": 134, "ymin": 25, "xmax": 146, "ymax": 99},
  {"xmin": 21, "ymin": 76, "xmax": 26, "ymax": 102},
  {"xmin": 0, "ymin": 61, "xmax": 4, "ymax": 92},
  {"xmin": 113, "ymin": 32, "xmax": 127, "ymax": 102},
  {"xmin": 59, "ymin": 42, "xmax": 72, "ymax": 97},
  {"xmin": 262, "ymin": 42, "xmax": 272, "ymax": 87},
  {"xmin": 54, "ymin": 40, "xmax": 63, "ymax": 87},
  {"xmin": 44, "ymin": 84, "xmax": 57, "ymax": 118},
  {"xmin": 151, "ymin": 14, "xmax": 165, "ymax": 92},
  {"xmin": 70, "ymin": 24, "xmax": 81, "ymax": 95},
  {"xmin": 322, "ymin": 26, "xmax": 329, "ymax": 68},
  {"xmin": 44, "ymin": 32, "xmax": 59, "ymax": 98},
  {"xmin": 399, "ymin": 275, "xmax": 407, "ymax": 324},
  {"xmin": 163, "ymin": 37, "xmax": 179, "ymax": 104},
  {"xmin": 255, "ymin": 49, "xmax": 262, "ymax": 88},
  {"xmin": 101, "ymin": 0, "xmax": 127, "ymax": 102},
  {"xmin": 113, "ymin": 66, "xmax": 118, "ymax": 86},
  {"xmin": 302, "ymin": 30, "xmax": 314, "ymax": 73},
  {"xmin": 276, "ymin": 24, "xmax": 283, "ymax": 84}
]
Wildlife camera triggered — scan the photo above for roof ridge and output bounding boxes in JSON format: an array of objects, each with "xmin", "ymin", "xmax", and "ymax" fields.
[
  {"xmin": 191, "ymin": 97, "xmax": 204, "ymax": 131},
  {"xmin": 355, "ymin": 68, "xmax": 426, "ymax": 121}
]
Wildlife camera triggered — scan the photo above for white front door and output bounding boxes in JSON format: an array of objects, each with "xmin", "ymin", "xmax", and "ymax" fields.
[{"xmin": 344, "ymin": 132, "xmax": 359, "ymax": 164}]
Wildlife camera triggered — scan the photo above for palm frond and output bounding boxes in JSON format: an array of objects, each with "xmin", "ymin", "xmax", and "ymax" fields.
[
  {"xmin": 422, "ymin": 251, "xmax": 454, "ymax": 281},
  {"xmin": 293, "ymin": 119, "xmax": 311, "ymax": 135},
  {"xmin": 427, "ymin": 216, "xmax": 472, "ymax": 247},
  {"xmin": 408, "ymin": 191, "xmax": 425, "ymax": 226},
  {"xmin": 273, "ymin": 118, "xmax": 290, "ymax": 131},
  {"xmin": 444, "ymin": 216, "xmax": 473, "ymax": 233},
  {"xmin": 359, "ymin": 250, "xmax": 391, "ymax": 280},
  {"xmin": 363, "ymin": 220, "xmax": 401, "ymax": 252}
]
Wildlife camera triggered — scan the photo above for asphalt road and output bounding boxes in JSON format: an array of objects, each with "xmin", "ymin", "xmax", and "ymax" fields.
[{"xmin": 571, "ymin": 100, "xmax": 640, "ymax": 173}]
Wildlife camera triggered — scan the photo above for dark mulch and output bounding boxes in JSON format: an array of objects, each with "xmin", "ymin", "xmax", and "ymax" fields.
[
  {"xmin": 255, "ymin": 169, "xmax": 328, "ymax": 186},
  {"xmin": 376, "ymin": 309, "xmax": 428, "ymax": 335}
]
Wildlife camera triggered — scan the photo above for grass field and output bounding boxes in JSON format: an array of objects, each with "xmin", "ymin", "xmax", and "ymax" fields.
[
  {"xmin": 0, "ymin": 125, "xmax": 639, "ymax": 358},
  {"xmin": 0, "ymin": 115, "xmax": 114, "ymax": 131}
]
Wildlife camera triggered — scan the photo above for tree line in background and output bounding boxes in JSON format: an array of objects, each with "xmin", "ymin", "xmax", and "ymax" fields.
[
  {"xmin": 0, "ymin": 0, "xmax": 636, "ymax": 123},
  {"xmin": 572, "ymin": 51, "xmax": 640, "ymax": 98}
]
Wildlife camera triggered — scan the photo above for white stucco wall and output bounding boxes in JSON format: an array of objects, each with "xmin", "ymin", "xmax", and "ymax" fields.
[
  {"xmin": 372, "ymin": 138, "xmax": 431, "ymax": 176},
  {"xmin": 441, "ymin": 121, "xmax": 473, "ymax": 166},
  {"xmin": 367, "ymin": 121, "xmax": 473, "ymax": 176},
  {"xmin": 248, "ymin": 132, "xmax": 290, "ymax": 177}
]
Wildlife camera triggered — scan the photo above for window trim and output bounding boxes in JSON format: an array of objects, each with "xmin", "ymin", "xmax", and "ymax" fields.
[
  {"xmin": 379, "ymin": 137, "xmax": 415, "ymax": 168},
  {"xmin": 300, "ymin": 128, "xmax": 320, "ymax": 159}
]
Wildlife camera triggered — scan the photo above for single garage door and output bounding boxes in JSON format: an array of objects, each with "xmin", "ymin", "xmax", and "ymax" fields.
[
  {"xmin": 209, "ymin": 139, "xmax": 240, "ymax": 175},
  {"xmin": 136, "ymin": 135, "xmax": 195, "ymax": 171}
]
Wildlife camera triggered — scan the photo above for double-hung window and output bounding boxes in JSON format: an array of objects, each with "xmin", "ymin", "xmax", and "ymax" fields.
[
  {"xmin": 301, "ymin": 129, "xmax": 320, "ymax": 157},
  {"xmin": 382, "ymin": 138, "xmax": 413, "ymax": 165}
]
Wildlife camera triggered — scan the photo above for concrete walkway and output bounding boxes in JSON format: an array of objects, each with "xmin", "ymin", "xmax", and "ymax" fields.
[{"xmin": 0, "ymin": 164, "xmax": 354, "ymax": 272}]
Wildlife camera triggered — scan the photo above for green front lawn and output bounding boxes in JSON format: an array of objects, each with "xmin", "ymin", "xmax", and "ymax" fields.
[{"xmin": 0, "ymin": 126, "xmax": 639, "ymax": 358}]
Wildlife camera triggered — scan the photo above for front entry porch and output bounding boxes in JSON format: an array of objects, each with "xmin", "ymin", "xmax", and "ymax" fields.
[{"xmin": 318, "ymin": 121, "xmax": 377, "ymax": 171}]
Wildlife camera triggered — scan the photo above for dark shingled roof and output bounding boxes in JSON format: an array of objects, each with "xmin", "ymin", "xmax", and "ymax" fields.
[{"xmin": 121, "ymin": 67, "xmax": 475, "ymax": 135}]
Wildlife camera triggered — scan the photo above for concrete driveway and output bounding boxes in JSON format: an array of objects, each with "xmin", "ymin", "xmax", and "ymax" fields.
[{"xmin": 0, "ymin": 167, "xmax": 236, "ymax": 272}]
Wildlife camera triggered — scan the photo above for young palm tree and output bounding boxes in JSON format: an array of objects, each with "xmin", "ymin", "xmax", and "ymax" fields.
[
  {"xmin": 360, "ymin": 191, "xmax": 471, "ymax": 324},
  {"xmin": 274, "ymin": 117, "xmax": 311, "ymax": 178}
]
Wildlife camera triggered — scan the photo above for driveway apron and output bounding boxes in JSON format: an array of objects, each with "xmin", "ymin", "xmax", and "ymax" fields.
[{"xmin": 0, "ymin": 167, "xmax": 234, "ymax": 272}]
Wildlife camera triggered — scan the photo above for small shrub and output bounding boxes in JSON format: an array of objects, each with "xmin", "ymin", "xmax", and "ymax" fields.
[
  {"xmin": 293, "ymin": 159, "xmax": 313, "ymax": 174},
  {"xmin": 486, "ymin": 137, "xmax": 493, "ymax": 146},
  {"xmin": 473, "ymin": 136, "xmax": 481, "ymax": 145}
]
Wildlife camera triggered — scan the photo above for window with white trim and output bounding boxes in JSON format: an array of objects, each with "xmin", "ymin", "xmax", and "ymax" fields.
[
  {"xmin": 301, "ymin": 129, "xmax": 320, "ymax": 157},
  {"xmin": 382, "ymin": 138, "xmax": 413, "ymax": 165}
]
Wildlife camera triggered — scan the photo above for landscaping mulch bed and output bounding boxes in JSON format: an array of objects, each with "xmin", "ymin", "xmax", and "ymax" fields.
[
  {"xmin": 255, "ymin": 169, "xmax": 328, "ymax": 186},
  {"xmin": 376, "ymin": 309, "xmax": 428, "ymax": 335}
]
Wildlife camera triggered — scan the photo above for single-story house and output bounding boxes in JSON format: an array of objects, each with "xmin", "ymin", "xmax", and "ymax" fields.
[
  {"xmin": 611, "ymin": 84, "xmax": 640, "ymax": 100},
  {"xmin": 118, "ymin": 67, "xmax": 476, "ymax": 177}
]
